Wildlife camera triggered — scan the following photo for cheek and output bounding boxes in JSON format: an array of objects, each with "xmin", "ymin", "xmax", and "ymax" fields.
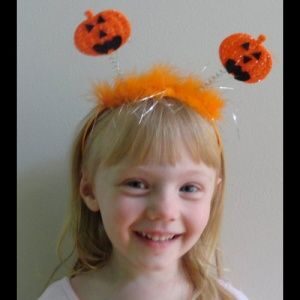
[
  {"xmin": 100, "ymin": 198, "xmax": 145, "ymax": 248},
  {"xmin": 114, "ymin": 200, "xmax": 142, "ymax": 223},
  {"xmin": 100, "ymin": 196, "xmax": 145, "ymax": 229},
  {"xmin": 184, "ymin": 200, "xmax": 212, "ymax": 236}
]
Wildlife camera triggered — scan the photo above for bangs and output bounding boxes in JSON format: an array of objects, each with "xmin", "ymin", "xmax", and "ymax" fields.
[{"xmin": 85, "ymin": 99, "xmax": 222, "ymax": 173}]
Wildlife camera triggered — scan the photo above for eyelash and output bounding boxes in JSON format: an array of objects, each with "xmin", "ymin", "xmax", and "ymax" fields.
[
  {"xmin": 123, "ymin": 179, "xmax": 148, "ymax": 190},
  {"xmin": 179, "ymin": 184, "xmax": 201, "ymax": 193},
  {"xmin": 123, "ymin": 180, "xmax": 202, "ymax": 193}
]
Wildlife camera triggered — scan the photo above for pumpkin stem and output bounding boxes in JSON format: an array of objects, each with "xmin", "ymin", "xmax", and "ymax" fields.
[
  {"xmin": 85, "ymin": 10, "xmax": 94, "ymax": 19},
  {"xmin": 257, "ymin": 34, "xmax": 266, "ymax": 44}
]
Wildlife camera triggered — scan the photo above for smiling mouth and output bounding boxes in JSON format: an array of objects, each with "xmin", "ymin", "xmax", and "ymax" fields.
[{"xmin": 134, "ymin": 231, "xmax": 182, "ymax": 242}]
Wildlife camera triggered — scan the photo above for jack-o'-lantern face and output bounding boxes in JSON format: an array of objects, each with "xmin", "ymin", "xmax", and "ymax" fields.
[
  {"xmin": 74, "ymin": 10, "xmax": 131, "ymax": 56},
  {"xmin": 219, "ymin": 33, "xmax": 272, "ymax": 83}
]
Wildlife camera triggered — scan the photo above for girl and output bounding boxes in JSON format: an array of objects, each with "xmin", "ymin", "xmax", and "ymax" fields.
[{"xmin": 39, "ymin": 65, "xmax": 248, "ymax": 300}]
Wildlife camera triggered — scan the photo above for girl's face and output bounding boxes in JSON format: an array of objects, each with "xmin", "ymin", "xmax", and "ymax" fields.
[{"xmin": 81, "ymin": 147, "xmax": 219, "ymax": 272}]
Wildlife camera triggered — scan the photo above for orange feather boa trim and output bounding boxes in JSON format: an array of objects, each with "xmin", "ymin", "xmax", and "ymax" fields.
[{"xmin": 94, "ymin": 64, "xmax": 224, "ymax": 120}]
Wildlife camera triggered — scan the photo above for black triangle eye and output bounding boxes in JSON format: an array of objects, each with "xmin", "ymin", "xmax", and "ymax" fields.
[
  {"xmin": 98, "ymin": 15, "xmax": 105, "ymax": 23},
  {"xmin": 99, "ymin": 31, "xmax": 107, "ymax": 38},
  {"xmin": 243, "ymin": 56, "xmax": 252, "ymax": 63},
  {"xmin": 241, "ymin": 42, "xmax": 250, "ymax": 50},
  {"xmin": 252, "ymin": 52, "xmax": 261, "ymax": 60},
  {"xmin": 85, "ymin": 24, "xmax": 94, "ymax": 32}
]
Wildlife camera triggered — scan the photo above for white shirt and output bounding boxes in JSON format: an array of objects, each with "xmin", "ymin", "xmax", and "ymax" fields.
[
  {"xmin": 38, "ymin": 277, "xmax": 79, "ymax": 300},
  {"xmin": 38, "ymin": 277, "xmax": 248, "ymax": 300}
]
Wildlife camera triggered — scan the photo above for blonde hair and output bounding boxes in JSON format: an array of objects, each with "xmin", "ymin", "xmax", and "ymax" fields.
[{"xmin": 56, "ymin": 98, "xmax": 234, "ymax": 299}]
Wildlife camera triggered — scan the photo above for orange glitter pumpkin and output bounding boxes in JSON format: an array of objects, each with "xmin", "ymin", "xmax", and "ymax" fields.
[
  {"xmin": 219, "ymin": 33, "xmax": 272, "ymax": 83},
  {"xmin": 74, "ymin": 10, "xmax": 131, "ymax": 56}
]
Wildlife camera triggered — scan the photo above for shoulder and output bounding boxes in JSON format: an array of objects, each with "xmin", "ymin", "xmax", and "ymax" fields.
[
  {"xmin": 38, "ymin": 277, "xmax": 80, "ymax": 300},
  {"xmin": 218, "ymin": 279, "xmax": 249, "ymax": 300}
]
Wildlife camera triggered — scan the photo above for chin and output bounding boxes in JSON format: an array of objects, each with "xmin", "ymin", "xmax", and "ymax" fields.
[{"xmin": 134, "ymin": 255, "xmax": 180, "ymax": 272}]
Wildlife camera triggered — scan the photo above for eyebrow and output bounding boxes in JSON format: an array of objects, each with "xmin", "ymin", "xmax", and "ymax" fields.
[
  {"xmin": 181, "ymin": 170, "xmax": 212, "ymax": 177},
  {"xmin": 124, "ymin": 166, "xmax": 214, "ymax": 179}
]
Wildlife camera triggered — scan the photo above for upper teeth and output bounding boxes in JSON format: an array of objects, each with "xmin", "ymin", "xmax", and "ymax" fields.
[{"xmin": 140, "ymin": 232, "xmax": 175, "ymax": 241}]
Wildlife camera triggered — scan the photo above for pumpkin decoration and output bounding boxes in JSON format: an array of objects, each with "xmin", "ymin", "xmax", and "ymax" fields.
[
  {"xmin": 219, "ymin": 33, "xmax": 272, "ymax": 83},
  {"xmin": 74, "ymin": 9, "xmax": 131, "ymax": 56}
]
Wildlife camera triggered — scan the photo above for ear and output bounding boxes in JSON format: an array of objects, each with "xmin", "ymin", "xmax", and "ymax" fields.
[
  {"xmin": 216, "ymin": 177, "xmax": 222, "ymax": 185},
  {"xmin": 79, "ymin": 174, "xmax": 100, "ymax": 212}
]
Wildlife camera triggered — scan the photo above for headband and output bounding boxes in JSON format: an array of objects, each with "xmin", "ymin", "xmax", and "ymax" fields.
[
  {"xmin": 74, "ymin": 9, "xmax": 273, "ymax": 151},
  {"xmin": 93, "ymin": 64, "xmax": 224, "ymax": 121}
]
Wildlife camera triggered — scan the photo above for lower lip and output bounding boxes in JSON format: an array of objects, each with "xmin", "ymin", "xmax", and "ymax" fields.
[{"xmin": 134, "ymin": 232, "xmax": 180, "ymax": 250}]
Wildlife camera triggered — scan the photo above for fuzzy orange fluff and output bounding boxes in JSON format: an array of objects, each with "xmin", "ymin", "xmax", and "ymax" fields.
[{"xmin": 94, "ymin": 64, "xmax": 224, "ymax": 120}]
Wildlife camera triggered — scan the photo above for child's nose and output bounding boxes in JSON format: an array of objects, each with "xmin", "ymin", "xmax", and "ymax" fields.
[{"xmin": 146, "ymin": 190, "xmax": 179, "ymax": 221}]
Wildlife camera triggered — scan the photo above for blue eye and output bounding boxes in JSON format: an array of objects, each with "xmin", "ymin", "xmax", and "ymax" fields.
[{"xmin": 180, "ymin": 185, "xmax": 199, "ymax": 193}]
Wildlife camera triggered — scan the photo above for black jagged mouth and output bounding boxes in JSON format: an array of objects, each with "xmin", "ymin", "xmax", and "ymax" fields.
[{"xmin": 225, "ymin": 59, "xmax": 250, "ymax": 81}]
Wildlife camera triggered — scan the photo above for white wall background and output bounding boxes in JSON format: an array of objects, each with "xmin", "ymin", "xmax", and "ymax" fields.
[{"xmin": 17, "ymin": 1, "xmax": 283, "ymax": 299}]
